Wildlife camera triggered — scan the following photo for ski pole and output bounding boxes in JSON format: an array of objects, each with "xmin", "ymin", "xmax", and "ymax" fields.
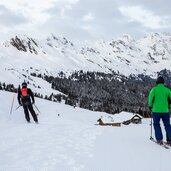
[
  {"xmin": 15, "ymin": 105, "xmax": 21, "ymax": 111},
  {"xmin": 34, "ymin": 104, "xmax": 41, "ymax": 114},
  {"xmin": 10, "ymin": 93, "xmax": 15, "ymax": 115},
  {"xmin": 150, "ymin": 112, "xmax": 153, "ymax": 140}
]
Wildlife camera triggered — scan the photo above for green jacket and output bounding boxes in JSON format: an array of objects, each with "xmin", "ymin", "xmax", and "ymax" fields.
[{"xmin": 148, "ymin": 84, "xmax": 171, "ymax": 113}]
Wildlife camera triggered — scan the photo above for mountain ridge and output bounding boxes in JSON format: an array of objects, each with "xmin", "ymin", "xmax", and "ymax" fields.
[{"xmin": 1, "ymin": 32, "xmax": 171, "ymax": 77}]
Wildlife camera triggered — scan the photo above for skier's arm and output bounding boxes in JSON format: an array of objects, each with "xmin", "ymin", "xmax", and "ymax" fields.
[
  {"xmin": 168, "ymin": 90, "xmax": 171, "ymax": 108},
  {"xmin": 148, "ymin": 88, "xmax": 155, "ymax": 110},
  {"xmin": 29, "ymin": 89, "xmax": 35, "ymax": 104},
  {"xmin": 17, "ymin": 91, "xmax": 22, "ymax": 105}
]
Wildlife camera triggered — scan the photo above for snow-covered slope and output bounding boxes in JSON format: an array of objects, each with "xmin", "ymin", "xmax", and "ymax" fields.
[
  {"xmin": 0, "ymin": 90, "xmax": 171, "ymax": 171},
  {"xmin": 1, "ymin": 32, "xmax": 171, "ymax": 95},
  {"xmin": 1, "ymin": 33, "xmax": 171, "ymax": 76}
]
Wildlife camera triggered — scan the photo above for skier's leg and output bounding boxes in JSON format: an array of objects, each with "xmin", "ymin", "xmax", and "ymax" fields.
[
  {"xmin": 161, "ymin": 113, "xmax": 171, "ymax": 141},
  {"xmin": 28, "ymin": 104, "xmax": 38, "ymax": 123},
  {"xmin": 153, "ymin": 113, "xmax": 163, "ymax": 141},
  {"xmin": 23, "ymin": 105, "xmax": 30, "ymax": 122},
  {"xmin": 166, "ymin": 134, "xmax": 169, "ymax": 142}
]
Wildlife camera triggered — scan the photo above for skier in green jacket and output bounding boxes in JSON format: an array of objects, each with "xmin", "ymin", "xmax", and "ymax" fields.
[{"xmin": 148, "ymin": 76, "xmax": 171, "ymax": 145}]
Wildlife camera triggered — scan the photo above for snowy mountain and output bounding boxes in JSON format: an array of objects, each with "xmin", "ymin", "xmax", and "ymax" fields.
[
  {"xmin": 1, "ymin": 32, "xmax": 171, "ymax": 75},
  {"xmin": 0, "ymin": 32, "xmax": 171, "ymax": 97},
  {"xmin": 0, "ymin": 90, "xmax": 171, "ymax": 171}
]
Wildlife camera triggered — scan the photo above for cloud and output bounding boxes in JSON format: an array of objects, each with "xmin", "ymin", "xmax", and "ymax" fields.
[
  {"xmin": 42, "ymin": 0, "xmax": 125, "ymax": 40},
  {"xmin": 119, "ymin": 6, "xmax": 171, "ymax": 29},
  {"xmin": 82, "ymin": 13, "xmax": 94, "ymax": 22},
  {"xmin": 117, "ymin": 0, "xmax": 171, "ymax": 14},
  {"xmin": 0, "ymin": 0, "xmax": 55, "ymax": 24},
  {"xmin": 43, "ymin": 0, "xmax": 171, "ymax": 40},
  {"xmin": 0, "ymin": 5, "xmax": 27, "ymax": 27},
  {"xmin": 1, "ymin": 0, "xmax": 171, "ymax": 41}
]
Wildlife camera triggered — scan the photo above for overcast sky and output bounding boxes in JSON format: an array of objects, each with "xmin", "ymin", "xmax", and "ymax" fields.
[{"xmin": 0, "ymin": 0, "xmax": 171, "ymax": 41}]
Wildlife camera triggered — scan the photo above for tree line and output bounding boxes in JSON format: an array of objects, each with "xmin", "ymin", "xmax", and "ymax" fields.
[
  {"xmin": 2, "ymin": 69, "xmax": 170, "ymax": 118},
  {"xmin": 32, "ymin": 70, "xmax": 157, "ymax": 117}
]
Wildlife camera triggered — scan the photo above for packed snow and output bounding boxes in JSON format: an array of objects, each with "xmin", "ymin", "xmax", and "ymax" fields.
[{"xmin": 0, "ymin": 90, "xmax": 171, "ymax": 171}]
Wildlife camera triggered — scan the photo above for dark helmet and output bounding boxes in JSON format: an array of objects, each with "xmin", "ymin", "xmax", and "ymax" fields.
[
  {"xmin": 22, "ymin": 82, "xmax": 27, "ymax": 88},
  {"xmin": 156, "ymin": 76, "xmax": 164, "ymax": 84}
]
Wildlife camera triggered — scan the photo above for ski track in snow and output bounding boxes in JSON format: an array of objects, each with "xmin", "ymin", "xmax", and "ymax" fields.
[
  {"xmin": 0, "ymin": 121, "xmax": 102, "ymax": 171},
  {"xmin": 1, "ymin": 91, "xmax": 171, "ymax": 171},
  {"xmin": 0, "ymin": 91, "xmax": 103, "ymax": 171}
]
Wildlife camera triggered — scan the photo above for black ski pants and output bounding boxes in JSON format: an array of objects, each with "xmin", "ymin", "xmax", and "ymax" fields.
[{"xmin": 23, "ymin": 104, "xmax": 38, "ymax": 122}]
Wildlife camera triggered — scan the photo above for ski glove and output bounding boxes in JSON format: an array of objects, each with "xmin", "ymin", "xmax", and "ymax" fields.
[{"xmin": 149, "ymin": 106, "xmax": 152, "ymax": 111}]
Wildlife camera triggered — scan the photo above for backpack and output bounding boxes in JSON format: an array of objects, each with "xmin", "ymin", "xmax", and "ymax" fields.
[{"xmin": 21, "ymin": 88, "xmax": 28, "ymax": 97}]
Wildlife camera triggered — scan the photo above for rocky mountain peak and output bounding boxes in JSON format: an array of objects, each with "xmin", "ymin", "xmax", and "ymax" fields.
[
  {"xmin": 46, "ymin": 33, "xmax": 74, "ymax": 48},
  {"xmin": 9, "ymin": 35, "xmax": 39, "ymax": 55}
]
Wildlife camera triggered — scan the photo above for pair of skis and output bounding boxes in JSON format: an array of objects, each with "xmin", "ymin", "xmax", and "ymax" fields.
[{"xmin": 150, "ymin": 137, "xmax": 170, "ymax": 149}]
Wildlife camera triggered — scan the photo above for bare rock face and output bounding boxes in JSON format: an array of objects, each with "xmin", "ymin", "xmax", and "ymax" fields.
[{"xmin": 10, "ymin": 36, "xmax": 38, "ymax": 54}]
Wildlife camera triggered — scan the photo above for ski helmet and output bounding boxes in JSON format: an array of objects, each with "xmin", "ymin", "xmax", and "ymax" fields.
[
  {"xmin": 156, "ymin": 76, "xmax": 164, "ymax": 84},
  {"xmin": 22, "ymin": 82, "xmax": 27, "ymax": 88}
]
